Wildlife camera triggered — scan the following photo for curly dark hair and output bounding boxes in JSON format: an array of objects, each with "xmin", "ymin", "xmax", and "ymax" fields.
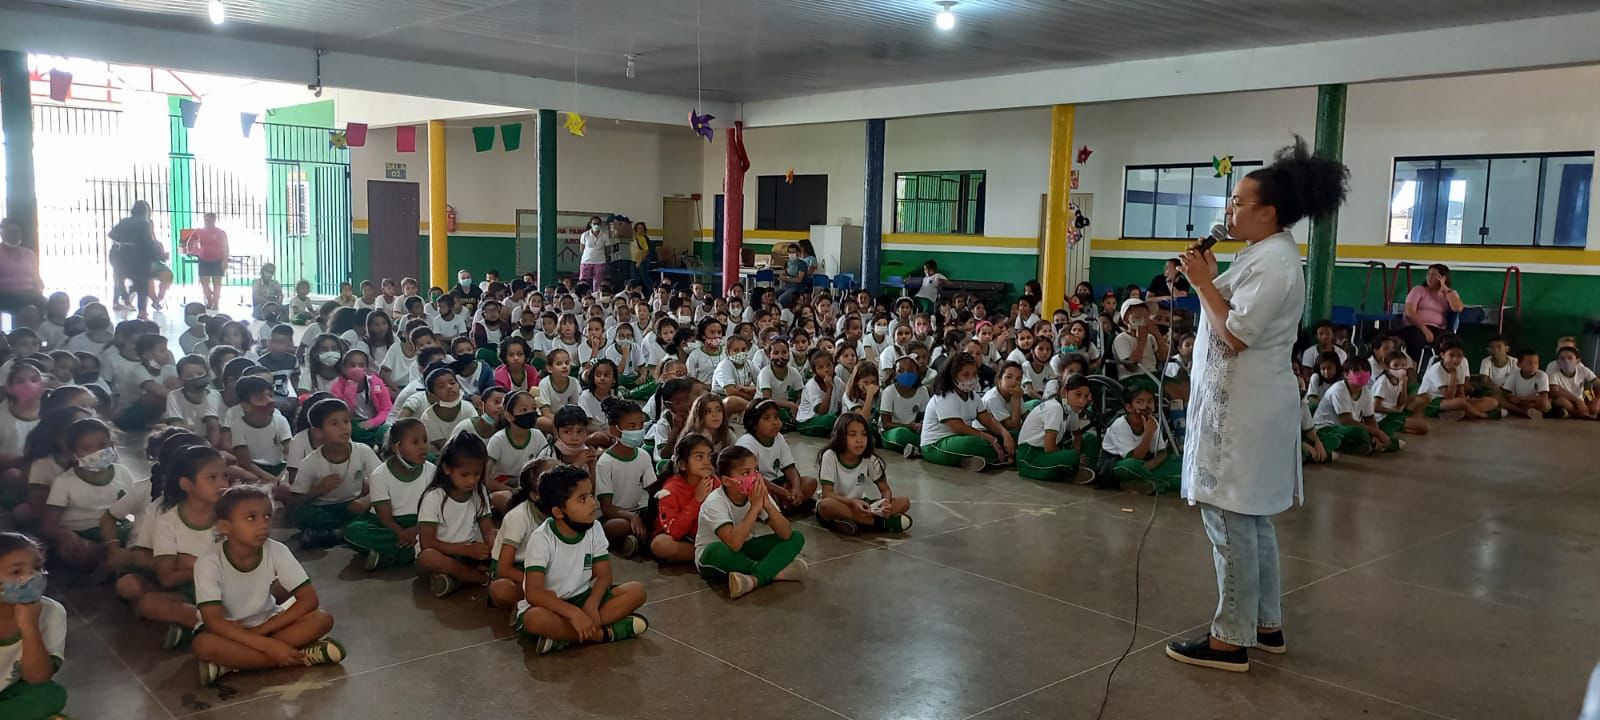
[{"xmin": 1245, "ymin": 135, "xmax": 1349, "ymax": 228}]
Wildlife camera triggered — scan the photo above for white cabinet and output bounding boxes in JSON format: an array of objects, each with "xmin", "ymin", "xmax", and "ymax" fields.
[{"xmin": 808, "ymin": 224, "xmax": 864, "ymax": 278}]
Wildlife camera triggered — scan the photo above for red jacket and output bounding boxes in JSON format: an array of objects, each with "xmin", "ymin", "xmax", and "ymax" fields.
[{"xmin": 656, "ymin": 474, "xmax": 718, "ymax": 540}]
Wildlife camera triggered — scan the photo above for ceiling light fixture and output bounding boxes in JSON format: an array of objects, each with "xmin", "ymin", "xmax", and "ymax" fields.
[
  {"xmin": 934, "ymin": 1, "xmax": 956, "ymax": 30},
  {"xmin": 208, "ymin": 0, "xmax": 225, "ymax": 25},
  {"xmin": 625, "ymin": 53, "xmax": 636, "ymax": 79}
]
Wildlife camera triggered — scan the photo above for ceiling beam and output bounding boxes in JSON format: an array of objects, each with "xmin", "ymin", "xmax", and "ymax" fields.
[
  {"xmin": 0, "ymin": 6, "xmax": 734, "ymax": 127},
  {"xmin": 741, "ymin": 10, "xmax": 1600, "ymax": 126}
]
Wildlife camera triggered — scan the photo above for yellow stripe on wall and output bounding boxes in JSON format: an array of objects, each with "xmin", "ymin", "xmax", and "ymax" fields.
[
  {"xmin": 1090, "ymin": 238, "xmax": 1600, "ymax": 266},
  {"xmin": 886, "ymin": 233, "xmax": 1035, "ymax": 249}
]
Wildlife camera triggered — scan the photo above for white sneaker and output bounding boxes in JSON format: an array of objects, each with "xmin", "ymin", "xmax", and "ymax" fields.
[
  {"xmin": 619, "ymin": 535, "xmax": 641, "ymax": 558},
  {"xmin": 901, "ymin": 444, "xmax": 919, "ymax": 459},
  {"xmin": 774, "ymin": 558, "xmax": 809, "ymax": 582},
  {"xmin": 727, "ymin": 572, "xmax": 759, "ymax": 599},
  {"xmin": 959, "ymin": 456, "xmax": 987, "ymax": 472},
  {"xmin": 1329, "ymin": 451, "xmax": 1341, "ymax": 462},
  {"xmin": 198, "ymin": 660, "xmax": 232, "ymax": 687},
  {"xmin": 1527, "ymin": 408, "xmax": 1544, "ymax": 420}
]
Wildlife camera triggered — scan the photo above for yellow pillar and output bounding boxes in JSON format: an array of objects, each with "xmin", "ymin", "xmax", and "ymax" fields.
[
  {"xmin": 1041, "ymin": 104, "xmax": 1075, "ymax": 315},
  {"xmin": 427, "ymin": 119, "xmax": 449, "ymax": 288}
]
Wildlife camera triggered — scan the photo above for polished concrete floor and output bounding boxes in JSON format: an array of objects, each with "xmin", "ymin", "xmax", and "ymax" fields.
[{"xmin": 29, "ymin": 295, "xmax": 1600, "ymax": 719}]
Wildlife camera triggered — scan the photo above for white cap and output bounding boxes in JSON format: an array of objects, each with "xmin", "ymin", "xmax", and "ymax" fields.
[{"xmin": 1120, "ymin": 298, "xmax": 1147, "ymax": 320}]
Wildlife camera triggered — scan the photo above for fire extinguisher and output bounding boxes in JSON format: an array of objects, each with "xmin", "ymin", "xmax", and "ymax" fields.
[{"xmin": 445, "ymin": 204, "xmax": 458, "ymax": 233}]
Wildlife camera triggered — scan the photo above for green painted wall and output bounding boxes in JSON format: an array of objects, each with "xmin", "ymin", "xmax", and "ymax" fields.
[
  {"xmin": 265, "ymin": 100, "xmax": 335, "ymax": 128},
  {"xmin": 690, "ymin": 240, "xmax": 1034, "ymax": 302},
  {"xmin": 352, "ymin": 232, "xmax": 516, "ymax": 289},
  {"xmin": 1090, "ymin": 255, "xmax": 1595, "ymax": 355}
]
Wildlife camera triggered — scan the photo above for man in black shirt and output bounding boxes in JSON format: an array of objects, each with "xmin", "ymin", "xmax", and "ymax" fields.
[{"xmin": 1147, "ymin": 257, "xmax": 1191, "ymax": 306}]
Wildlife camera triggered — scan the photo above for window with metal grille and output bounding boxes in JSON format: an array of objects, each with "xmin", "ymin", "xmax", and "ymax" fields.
[
  {"xmin": 1121, "ymin": 161, "xmax": 1261, "ymax": 239},
  {"xmin": 894, "ymin": 170, "xmax": 984, "ymax": 234},
  {"xmin": 1388, "ymin": 152, "xmax": 1592, "ymax": 247},
  {"xmin": 285, "ymin": 169, "xmax": 309, "ymax": 236}
]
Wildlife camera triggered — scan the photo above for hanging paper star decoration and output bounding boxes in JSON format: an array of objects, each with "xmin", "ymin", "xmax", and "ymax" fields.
[
  {"xmin": 327, "ymin": 130, "xmax": 349, "ymax": 149},
  {"xmin": 689, "ymin": 110, "xmax": 715, "ymax": 142},
  {"xmin": 1212, "ymin": 154, "xmax": 1234, "ymax": 178},
  {"xmin": 565, "ymin": 112, "xmax": 586, "ymax": 137},
  {"xmin": 785, "ymin": 169, "xmax": 795, "ymax": 184},
  {"xmin": 1076, "ymin": 145, "xmax": 1093, "ymax": 164}
]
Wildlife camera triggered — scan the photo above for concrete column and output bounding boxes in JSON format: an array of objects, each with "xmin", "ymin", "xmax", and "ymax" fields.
[
  {"xmin": 538, "ymin": 109, "xmax": 558, "ymax": 287},
  {"xmin": 862, "ymin": 119, "xmax": 885, "ymax": 294},
  {"xmin": 1305, "ymin": 83, "xmax": 1347, "ymax": 326},
  {"xmin": 1041, "ymin": 104, "xmax": 1076, "ymax": 314},
  {"xmin": 1, "ymin": 51, "xmax": 37, "ymax": 250},
  {"xmin": 721, "ymin": 122, "xmax": 748, "ymax": 295}
]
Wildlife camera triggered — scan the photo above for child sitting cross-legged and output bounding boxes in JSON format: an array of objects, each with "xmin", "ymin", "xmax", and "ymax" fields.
[
  {"xmin": 416, "ymin": 433, "xmax": 497, "ymax": 598},
  {"xmin": 144, "ymin": 445, "xmax": 230, "ymax": 651},
  {"xmin": 343, "ymin": 418, "xmax": 435, "ymax": 571},
  {"xmin": 735, "ymin": 400, "xmax": 819, "ymax": 514},
  {"xmin": 1372, "ymin": 353, "xmax": 1428, "ymax": 436},
  {"xmin": 815, "ymin": 413, "xmax": 912, "ymax": 536},
  {"xmin": 0, "ymin": 532, "xmax": 68, "ymax": 720},
  {"xmin": 652, "ymin": 434, "xmax": 717, "ymax": 564},
  {"xmin": 1312, "ymin": 358, "xmax": 1399, "ymax": 456},
  {"xmin": 289, "ymin": 398, "xmax": 380, "ymax": 550},
  {"xmin": 512, "ymin": 463, "xmax": 648, "ymax": 655},
  {"xmin": 1499, "ymin": 349, "xmax": 1553, "ymax": 420},
  {"xmin": 1099, "ymin": 386, "xmax": 1180, "ymax": 495},
  {"xmin": 694, "ymin": 445, "xmax": 807, "ymax": 599},
  {"xmin": 43, "ymin": 418, "xmax": 136, "ymax": 571},
  {"xmin": 1416, "ymin": 338, "xmax": 1500, "ymax": 421},
  {"xmin": 487, "ymin": 458, "xmax": 556, "ymax": 609},
  {"xmin": 1546, "ymin": 345, "xmax": 1600, "ymax": 419},
  {"xmin": 596, "ymin": 398, "xmax": 656, "ymax": 559},
  {"xmin": 192, "ymin": 485, "xmax": 345, "ymax": 687},
  {"xmin": 1016, "ymin": 373, "xmax": 1098, "ymax": 484}
]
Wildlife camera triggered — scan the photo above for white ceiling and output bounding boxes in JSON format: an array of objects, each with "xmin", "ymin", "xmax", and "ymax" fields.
[{"xmin": 17, "ymin": 0, "xmax": 1600, "ymax": 102}]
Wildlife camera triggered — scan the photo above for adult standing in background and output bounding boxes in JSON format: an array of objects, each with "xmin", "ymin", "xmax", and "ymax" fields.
[
  {"xmin": 1167, "ymin": 138, "xmax": 1348, "ymax": 673},
  {"xmin": 108, "ymin": 200, "xmax": 161, "ymax": 320},
  {"xmin": 578, "ymin": 215, "xmax": 610, "ymax": 290},
  {"xmin": 186, "ymin": 212, "xmax": 230, "ymax": 310},
  {"xmin": 1399, "ymin": 263, "xmax": 1463, "ymax": 362},
  {"xmin": 631, "ymin": 221, "xmax": 656, "ymax": 293}
]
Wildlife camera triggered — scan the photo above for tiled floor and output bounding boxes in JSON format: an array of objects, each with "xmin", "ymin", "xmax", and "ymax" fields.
[{"xmin": 30, "ymin": 297, "xmax": 1600, "ymax": 719}]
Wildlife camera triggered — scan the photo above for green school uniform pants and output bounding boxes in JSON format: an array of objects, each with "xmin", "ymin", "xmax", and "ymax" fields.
[
  {"xmin": 920, "ymin": 435, "xmax": 1000, "ymax": 469},
  {"xmin": 697, "ymin": 532, "xmax": 806, "ymax": 586},
  {"xmin": 796, "ymin": 413, "xmax": 838, "ymax": 437},
  {"xmin": 0, "ymin": 680, "xmax": 67, "ymax": 720},
  {"xmin": 881, "ymin": 426, "xmax": 919, "ymax": 451},
  {"xmin": 343, "ymin": 513, "xmax": 419, "ymax": 568},
  {"xmin": 296, "ymin": 501, "xmax": 361, "ymax": 532},
  {"xmin": 1016, "ymin": 432, "xmax": 1101, "ymax": 482},
  {"xmin": 1111, "ymin": 453, "xmax": 1182, "ymax": 494}
]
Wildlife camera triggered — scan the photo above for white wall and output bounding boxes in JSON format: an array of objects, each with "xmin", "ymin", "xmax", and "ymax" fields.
[
  {"xmin": 700, "ymin": 121, "xmax": 865, "ymax": 230},
  {"xmin": 353, "ymin": 119, "xmax": 704, "ymax": 229},
  {"xmin": 884, "ymin": 108, "xmax": 1051, "ymax": 239}
]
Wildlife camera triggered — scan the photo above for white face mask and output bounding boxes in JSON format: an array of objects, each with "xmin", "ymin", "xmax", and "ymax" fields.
[
  {"xmin": 591, "ymin": 223, "xmax": 602, "ymax": 232},
  {"xmin": 438, "ymin": 396, "xmax": 462, "ymax": 409}
]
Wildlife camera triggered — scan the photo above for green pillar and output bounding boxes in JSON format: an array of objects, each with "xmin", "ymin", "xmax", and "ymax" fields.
[
  {"xmin": 538, "ymin": 109, "xmax": 558, "ymax": 287},
  {"xmin": 1305, "ymin": 83, "xmax": 1346, "ymax": 327},
  {"xmin": 1, "ymin": 50, "xmax": 38, "ymax": 250}
]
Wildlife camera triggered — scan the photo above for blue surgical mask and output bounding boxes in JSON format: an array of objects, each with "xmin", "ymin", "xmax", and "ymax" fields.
[
  {"xmin": 895, "ymin": 371, "xmax": 919, "ymax": 388},
  {"xmin": 1, "ymin": 570, "xmax": 47, "ymax": 604},
  {"xmin": 619, "ymin": 428, "xmax": 648, "ymax": 448}
]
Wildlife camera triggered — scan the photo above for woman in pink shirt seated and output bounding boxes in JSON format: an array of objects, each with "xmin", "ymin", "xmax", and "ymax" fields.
[
  {"xmin": 1399, "ymin": 263, "xmax": 1464, "ymax": 361},
  {"xmin": 0, "ymin": 218, "xmax": 45, "ymax": 318}
]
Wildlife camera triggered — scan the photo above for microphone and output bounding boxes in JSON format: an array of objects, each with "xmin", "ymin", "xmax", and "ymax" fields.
[{"xmin": 1196, "ymin": 223, "xmax": 1228, "ymax": 252}]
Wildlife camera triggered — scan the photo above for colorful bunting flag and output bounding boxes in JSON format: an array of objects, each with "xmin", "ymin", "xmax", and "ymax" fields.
[
  {"xmin": 345, "ymin": 122, "xmax": 368, "ymax": 148},
  {"xmin": 396, "ymin": 125, "xmax": 417, "ymax": 153},
  {"xmin": 472, "ymin": 126, "xmax": 495, "ymax": 152},
  {"xmin": 178, "ymin": 99, "xmax": 201, "ymax": 129},
  {"xmin": 48, "ymin": 70, "xmax": 72, "ymax": 102},
  {"xmin": 240, "ymin": 112, "xmax": 258, "ymax": 138},
  {"xmin": 501, "ymin": 122, "xmax": 522, "ymax": 152}
]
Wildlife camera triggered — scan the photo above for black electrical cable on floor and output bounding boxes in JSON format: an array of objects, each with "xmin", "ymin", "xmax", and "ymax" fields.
[{"xmin": 1092, "ymin": 489, "xmax": 1159, "ymax": 720}]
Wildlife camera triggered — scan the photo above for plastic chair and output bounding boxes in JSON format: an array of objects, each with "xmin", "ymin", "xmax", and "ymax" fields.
[
  {"xmin": 1330, "ymin": 306, "xmax": 1357, "ymax": 327},
  {"xmin": 811, "ymin": 274, "xmax": 831, "ymax": 292},
  {"xmin": 832, "ymin": 273, "xmax": 855, "ymax": 295},
  {"xmin": 753, "ymin": 268, "xmax": 775, "ymax": 288}
]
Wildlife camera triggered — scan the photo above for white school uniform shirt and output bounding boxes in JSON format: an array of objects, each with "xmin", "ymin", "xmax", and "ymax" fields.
[
  {"xmin": 1102, "ymin": 414, "xmax": 1166, "ymax": 458},
  {"xmin": 1548, "ymin": 363, "xmax": 1596, "ymax": 397},
  {"xmin": 223, "ymin": 406, "xmax": 292, "ymax": 466},
  {"xmin": 539, "ymin": 375, "xmax": 582, "ymax": 411},
  {"xmin": 0, "ymin": 405, "xmax": 38, "ymax": 457},
  {"xmin": 336, "ymin": 330, "xmax": 370, "ymax": 357},
  {"xmin": 919, "ymin": 390, "xmax": 983, "ymax": 446},
  {"xmin": 1112, "ymin": 331, "xmax": 1161, "ymax": 376},
  {"xmin": 577, "ymin": 390, "xmax": 613, "ymax": 431},
  {"xmin": 430, "ymin": 312, "xmax": 468, "ymax": 338},
  {"xmin": 0, "ymin": 597, "xmax": 65, "ymax": 692},
  {"xmin": 1313, "ymin": 381, "xmax": 1375, "ymax": 428},
  {"xmin": 1478, "ymin": 356, "xmax": 1517, "ymax": 389},
  {"xmin": 177, "ymin": 328, "xmax": 208, "ymax": 354},
  {"xmin": 1298, "ymin": 345, "xmax": 1349, "ymax": 370},
  {"xmin": 382, "ymin": 344, "xmax": 418, "ymax": 388},
  {"xmin": 151, "ymin": 505, "xmax": 219, "ymax": 559},
  {"xmin": 1417, "ymin": 360, "xmax": 1469, "ymax": 397},
  {"xmin": 290, "ymin": 443, "xmax": 381, "ymax": 505},
  {"xmin": 27, "ymin": 457, "xmax": 66, "ymax": 489},
  {"xmin": 816, "ymin": 449, "xmax": 886, "ymax": 501},
  {"xmin": 981, "ymin": 387, "xmax": 1021, "ymax": 425},
  {"xmin": 1020, "ymin": 360, "xmax": 1058, "ymax": 395},
  {"xmin": 642, "ymin": 336, "xmax": 673, "ymax": 366},
  {"xmin": 550, "ymin": 337, "xmax": 583, "ymax": 361},
  {"xmin": 452, "ymin": 414, "xmax": 499, "ymax": 444},
  {"xmin": 694, "ymin": 486, "xmax": 773, "ymax": 567},
  {"xmin": 1371, "ymin": 371, "xmax": 1406, "ymax": 411},
  {"xmin": 1181, "ymin": 231, "xmax": 1305, "ymax": 517},
  {"xmin": 518, "ymin": 518, "xmax": 610, "ymax": 609},
  {"xmin": 47, "ymin": 464, "xmax": 137, "ymax": 532},
  {"xmin": 368, "ymin": 459, "xmax": 434, "ymax": 518},
  {"xmin": 164, "ymin": 387, "xmax": 222, "ymax": 433},
  {"xmin": 109, "ymin": 479, "xmax": 156, "ymax": 549},
  {"xmin": 797, "ymin": 377, "xmax": 842, "ymax": 422},
  {"xmin": 758, "ymin": 364, "xmax": 806, "ymax": 402},
  {"xmin": 194, "ymin": 539, "xmax": 310, "ymax": 628},
  {"xmin": 735, "ymin": 432, "xmax": 797, "ymax": 482},
  {"xmin": 604, "ymin": 342, "xmax": 646, "ymax": 377},
  {"xmin": 1502, "ymin": 370, "xmax": 1550, "ymax": 398},
  {"xmin": 65, "ymin": 332, "xmax": 112, "ymax": 355},
  {"xmin": 36, "ymin": 319, "xmax": 65, "ymax": 349},
  {"xmin": 419, "ymin": 405, "xmax": 468, "ymax": 448},
  {"xmin": 417, "ymin": 486, "xmax": 490, "ymax": 554},
  {"xmin": 916, "ymin": 272, "xmax": 947, "ymax": 302},
  {"xmin": 285, "ymin": 429, "xmax": 315, "ymax": 473},
  {"xmin": 712, "ymin": 358, "xmax": 755, "ymax": 394},
  {"xmin": 685, "ymin": 347, "xmax": 723, "ymax": 385},
  {"xmin": 1017, "ymin": 399, "xmax": 1090, "ymax": 448},
  {"xmin": 493, "ymin": 501, "xmax": 545, "ymax": 569},
  {"xmin": 879, "ymin": 385, "xmax": 929, "ymax": 425},
  {"xmin": 487, "ymin": 429, "xmax": 549, "ymax": 482},
  {"xmin": 1305, "ymin": 373, "xmax": 1335, "ymax": 402},
  {"xmin": 596, "ymin": 447, "xmax": 655, "ymax": 512}
]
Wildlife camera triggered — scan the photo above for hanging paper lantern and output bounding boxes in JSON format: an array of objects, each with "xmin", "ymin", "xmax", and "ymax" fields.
[
  {"xmin": 565, "ymin": 112, "xmax": 586, "ymax": 137},
  {"xmin": 345, "ymin": 122, "xmax": 369, "ymax": 148},
  {"xmin": 1212, "ymin": 155, "xmax": 1234, "ymax": 178},
  {"xmin": 689, "ymin": 110, "xmax": 715, "ymax": 143}
]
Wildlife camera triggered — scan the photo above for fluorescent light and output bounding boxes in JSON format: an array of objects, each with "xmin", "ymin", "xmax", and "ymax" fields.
[
  {"xmin": 934, "ymin": 2, "xmax": 957, "ymax": 31},
  {"xmin": 208, "ymin": 0, "xmax": 225, "ymax": 25}
]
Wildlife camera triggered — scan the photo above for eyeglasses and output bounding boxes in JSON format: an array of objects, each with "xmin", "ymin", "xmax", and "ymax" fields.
[{"xmin": 1227, "ymin": 197, "xmax": 1260, "ymax": 208}]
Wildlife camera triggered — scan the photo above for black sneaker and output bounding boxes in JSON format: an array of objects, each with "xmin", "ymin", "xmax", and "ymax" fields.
[
  {"xmin": 1255, "ymin": 629, "xmax": 1287, "ymax": 654},
  {"xmin": 1166, "ymin": 635, "xmax": 1249, "ymax": 672}
]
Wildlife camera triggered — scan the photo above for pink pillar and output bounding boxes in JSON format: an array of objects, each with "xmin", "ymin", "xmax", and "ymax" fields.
[{"xmin": 721, "ymin": 122, "xmax": 749, "ymax": 295}]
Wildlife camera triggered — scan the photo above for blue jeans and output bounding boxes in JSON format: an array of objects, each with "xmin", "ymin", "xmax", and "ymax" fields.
[{"xmin": 1200, "ymin": 504, "xmax": 1283, "ymax": 646}]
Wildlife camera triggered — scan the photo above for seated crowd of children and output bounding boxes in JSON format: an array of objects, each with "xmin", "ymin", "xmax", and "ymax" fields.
[{"xmin": 0, "ymin": 267, "xmax": 1589, "ymax": 717}]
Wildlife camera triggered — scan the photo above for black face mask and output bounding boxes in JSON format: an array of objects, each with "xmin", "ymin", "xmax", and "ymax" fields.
[
  {"xmin": 512, "ymin": 411, "xmax": 539, "ymax": 430},
  {"xmin": 448, "ymin": 356, "xmax": 474, "ymax": 375},
  {"xmin": 75, "ymin": 371, "xmax": 99, "ymax": 384},
  {"xmin": 562, "ymin": 516, "xmax": 595, "ymax": 532}
]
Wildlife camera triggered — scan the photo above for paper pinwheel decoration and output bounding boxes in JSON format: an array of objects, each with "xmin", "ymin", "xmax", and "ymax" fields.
[
  {"xmin": 1212, "ymin": 154, "xmax": 1234, "ymax": 178},
  {"xmin": 1077, "ymin": 146, "xmax": 1093, "ymax": 164},
  {"xmin": 689, "ymin": 110, "xmax": 715, "ymax": 142},
  {"xmin": 565, "ymin": 112, "xmax": 586, "ymax": 137}
]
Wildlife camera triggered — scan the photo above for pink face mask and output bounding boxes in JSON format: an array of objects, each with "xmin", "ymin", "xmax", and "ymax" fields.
[
  {"xmin": 8, "ymin": 378, "xmax": 44, "ymax": 406},
  {"xmin": 731, "ymin": 471, "xmax": 762, "ymax": 496},
  {"xmin": 343, "ymin": 366, "xmax": 366, "ymax": 381},
  {"xmin": 1345, "ymin": 370, "xmax": 1371, "ymax": 388}
]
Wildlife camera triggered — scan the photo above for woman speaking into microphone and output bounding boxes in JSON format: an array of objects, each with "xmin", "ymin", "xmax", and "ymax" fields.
[{"xmin": 1166, "ymin": 138, "xmax": 1348, "ymax": 673}]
